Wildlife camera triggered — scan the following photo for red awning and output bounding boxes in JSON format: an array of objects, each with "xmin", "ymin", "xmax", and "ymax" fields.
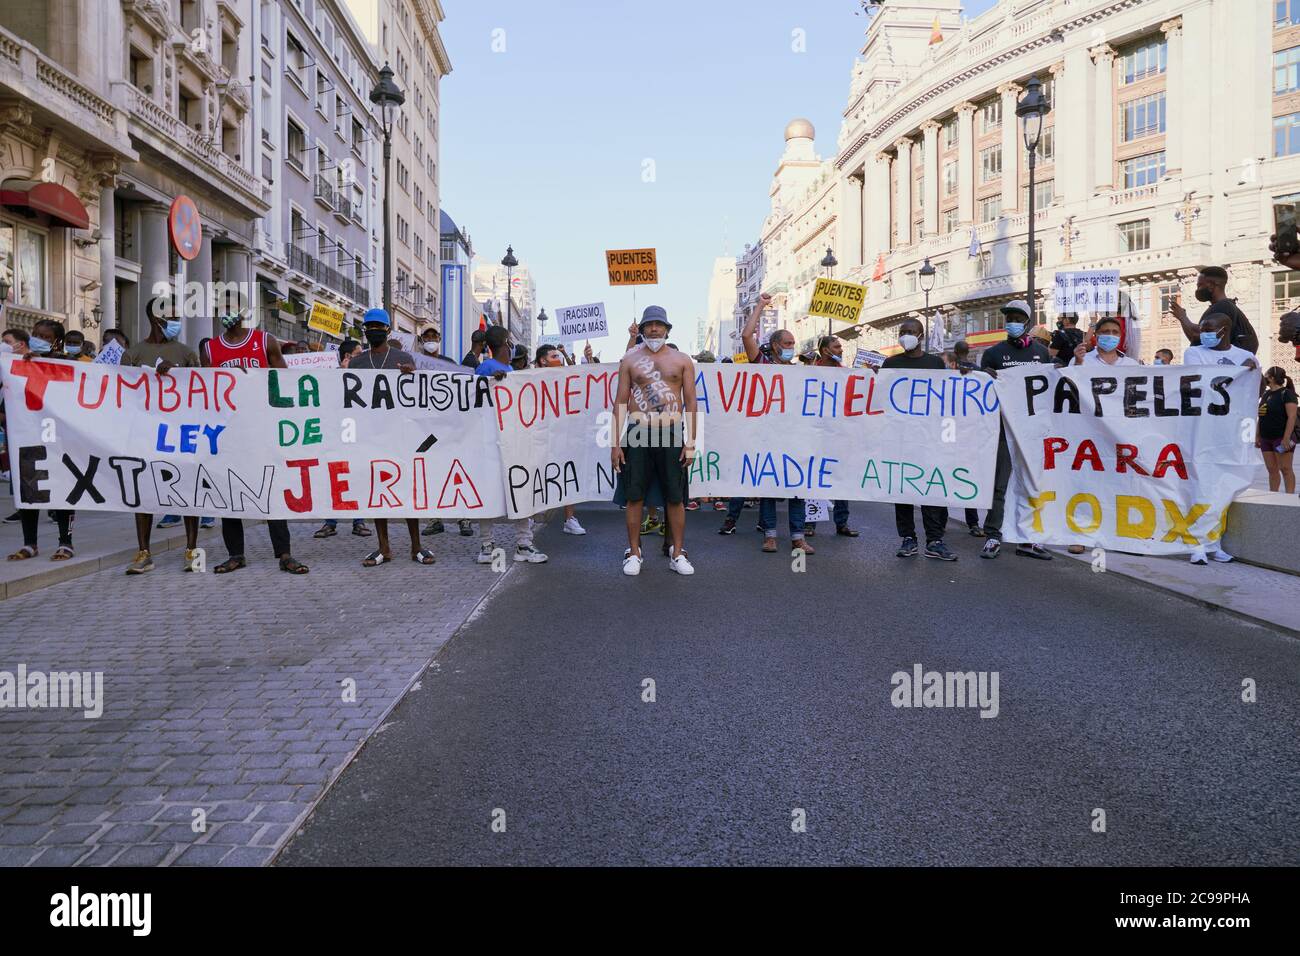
[{"xmin": 0, "ymin": 180, "xmax": 91, "ymax": 230}]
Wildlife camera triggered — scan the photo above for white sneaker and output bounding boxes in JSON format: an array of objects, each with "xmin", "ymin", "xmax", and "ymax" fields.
[
  {"xmin": 563, "ymin": 516, "xmax": 586, "ymax": 535},
  {"xmin": 1210, "ymin": 547, "xmax": 1234, "ymax": 563},
  {"xmin": 1190, "ymin": 547, "xmax": 1208, "ymax": 566},
  {"xmin": 514, "ymin": 545, "xmax": 548, "ymax": 563},
  {"xmin": 668, "ymin": 551, "xmax": 694, "ymax": 575},
  {"xmin": 475, "ymin": 544, "xmax": 496, "ymax": 565},
  {"xmin": 623, "ymin": 550, "xmax": 642, "ymax": 576}
]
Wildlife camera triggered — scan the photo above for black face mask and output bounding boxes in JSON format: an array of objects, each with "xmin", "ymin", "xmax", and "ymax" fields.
[
  {"xmin": 1195, "ymin": 287, "xmax": 1213, "ymax": 303},
  {"xmin": 364, "ymin": 329, "xmax": 388, "ymax": 347}
]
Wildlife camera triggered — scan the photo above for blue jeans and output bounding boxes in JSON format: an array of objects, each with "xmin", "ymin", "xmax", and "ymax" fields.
[
  {"xmin": 726, "ymin": 497, "xmax": 746, "ymax": 522},
  {"xmin": 759, "ymin": 498, "xmax": 805, "ymax": 539}
]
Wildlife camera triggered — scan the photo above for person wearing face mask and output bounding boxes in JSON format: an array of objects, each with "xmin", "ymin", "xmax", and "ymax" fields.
[
  {"xmin": 461, "ymin": 328, "xmax": 487, "ymax": 369},
  {"xmin": 1258, "ymin": 366, "xmax": 1298, "ymax": 494},
  {"xmin": 1072, "ymin": 316, "xmax": 1140, "ymax": 367},
  {"xmin": 1181, "ymin": 313, "xmax": 1260, "ymax": 565},
  {"xmin": 62, "ymin": 330, "xmax": 94, "ymax": 362},
  {"xmin": 7, "ymin": 320, "xmax": 78, "ymax": 563},
  {"xmin": 419, "ymin": 327, "xmax": 442, "ymax": 358},
  {"xmin": 1153, "ymin": 348, "xmax": 1174, "ymax": 366},
  {"xmin": 737, "ymin": 293, "xmax": 813, "ymax": 555},
  {"xmin": 1168, "ymin": 266, "xmax": 1258, "ymax": 354},
  {"xmin": 881, "ymin": 318, "xmax": 957, "ymax": 561},
  {"xmin": 978, "ymin": 300, "xmax": 1053, "ymax": 560},
  {"xmin": 317, "ymin": 339, "xmax": 373, "ymax": 541}
]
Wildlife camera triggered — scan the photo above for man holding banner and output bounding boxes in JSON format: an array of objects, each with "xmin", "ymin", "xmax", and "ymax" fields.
[{"xmin": 612, "ymin": 306, "xmax": 696, "ymax": 576}]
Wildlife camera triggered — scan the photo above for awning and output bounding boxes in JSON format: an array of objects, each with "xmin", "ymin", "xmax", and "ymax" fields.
[{"xmin": 0, "ymin": 179, "xmax": 91, "ymax": 230}]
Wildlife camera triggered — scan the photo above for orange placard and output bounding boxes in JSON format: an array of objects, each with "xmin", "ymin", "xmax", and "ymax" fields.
[{"xmin": 605, "ymin": 248, "xmax": 658, "ymax": 286}]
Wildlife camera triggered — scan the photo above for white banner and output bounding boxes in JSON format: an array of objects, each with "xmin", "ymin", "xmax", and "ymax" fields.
[
  {"xmin": 1053, "ymin": 269, "xmax": 1120, "ymax": 315},
  {"xmin": 998, "ymin": 365, "xmax": 1260, "ymax": 554},
  {"xmin": 491, "ymin": 364, "xmax": 1001, "ymax": 517},
  {"xmin": 283, "ymin": 351, "xmax": 340, "ymax": 371}
]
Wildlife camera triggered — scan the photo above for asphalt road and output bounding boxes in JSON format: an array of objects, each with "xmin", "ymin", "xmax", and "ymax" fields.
[{"xmin": 278, "ymin": 502, "xmax": 1300, "ymax": 866}]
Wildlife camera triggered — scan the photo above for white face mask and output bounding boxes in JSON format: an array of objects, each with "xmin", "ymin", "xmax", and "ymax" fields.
[
  {"xmin": 422, "ymin": 341, "xmax": 439, "ymax": 354},
  {"xmin": 899, "ymin": 334, "xmax": 920, "ymax": 352},
  {"xmin": 644, "ymin": 338, "xmax": 666, "ymax": 352},
  {"xmin": 0, "ymin": 342, "xmax": 12, "ymax": 354}
]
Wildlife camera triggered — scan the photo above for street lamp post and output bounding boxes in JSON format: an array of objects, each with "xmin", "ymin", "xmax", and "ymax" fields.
[
  {"xmin": 369, "ymin": 63, "xmax": 405, "ymax": 317},
  {"xmin": 501, "ymin": 246, "xmax": 518, "ymax": 334},
  {"xmin": 1017, "ymin": 76, "xmax": 1049, "ymax": 326},
  {"xmin": 537, "ymin": 307, "xmax": 549, "ymax": 339},
  {"xmin": 820, "ymin": 247, "xmax": 838, "ymax": 337},
  {"xmin": 918, "ymin": 257, "xmax": 936, "ymax": 352}
]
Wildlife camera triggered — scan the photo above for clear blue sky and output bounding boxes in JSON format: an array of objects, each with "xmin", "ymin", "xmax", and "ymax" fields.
[{"xmin": 440, "ymin": 0, "xmax": 999, "ymax": 355}]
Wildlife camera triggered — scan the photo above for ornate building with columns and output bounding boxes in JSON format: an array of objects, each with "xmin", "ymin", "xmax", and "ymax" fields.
[
  {"xmin": 831, "ymin": 0, "xmax": 1300, "ymax": 375},
  {"xmin": 0, "ymin": 2, "xmax": 135, "ymax": 337}
]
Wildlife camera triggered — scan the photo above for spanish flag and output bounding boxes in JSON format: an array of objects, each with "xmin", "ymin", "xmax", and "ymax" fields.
[
  {"xmin": 872, "ymin": 253, "xmax": 886, "ymax": 282},
  {"xmin": 929, "ymin": 15, "xmax": 943, "ymax": 46}
]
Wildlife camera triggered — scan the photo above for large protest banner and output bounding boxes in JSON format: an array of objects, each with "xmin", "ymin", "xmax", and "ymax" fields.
[
  {"xmin": 1, "ymin": 355, "xmax": 506, "ymax": 521},
  {"xmin": 997, "ymin": 365, "xmax": 1260, "ymax": 554},
  {"xmin": 491, "ymin": 364, "xmax": 1001, "ymax": 517}
]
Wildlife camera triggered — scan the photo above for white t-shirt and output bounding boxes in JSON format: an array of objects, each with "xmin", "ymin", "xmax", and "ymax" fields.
[
  {"xmin": 1181, "ymin": 344, "xmax": 1255, "ymax": 367},
  {"xmin": 1080, "ymin": 350, "xmax": 1140, "ymax": 366}
]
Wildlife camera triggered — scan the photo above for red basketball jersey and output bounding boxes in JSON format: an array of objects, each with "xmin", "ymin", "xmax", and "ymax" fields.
[{"xmin": 207, "ymin": 329, "xmax": 269, "ymax": 368}]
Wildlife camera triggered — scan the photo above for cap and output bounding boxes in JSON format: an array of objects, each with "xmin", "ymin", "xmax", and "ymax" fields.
[
  {"xmin": 1000, "ymin": 300, "xmax": 1031, "ymax": 320},
  {"xmin": 363, "ymin": 308, "xmax": 391, "ymax": 327},
  {"xmin": 694, "ymin": 350, "xmax": 716, "ymax": 363},
  {"xmin": 639, "ymin": 305, "xmax": 671, "ymax": 332}
]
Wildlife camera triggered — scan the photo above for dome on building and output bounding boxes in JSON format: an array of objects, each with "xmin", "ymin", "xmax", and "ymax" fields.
[{"xmin": 784, "ymin": 118, "xmax": 815, "ymax": 141}]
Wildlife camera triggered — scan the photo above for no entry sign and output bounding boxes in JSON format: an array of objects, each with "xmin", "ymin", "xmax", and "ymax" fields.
[{"xmin": 169, "ymin": 195, "xmax": 203, "ymax": 261}]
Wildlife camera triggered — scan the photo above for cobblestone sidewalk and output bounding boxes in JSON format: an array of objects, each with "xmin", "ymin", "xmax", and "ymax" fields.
[{"xmin": 0, "ymin": 521, "xmax": 524, "ymax": 866}]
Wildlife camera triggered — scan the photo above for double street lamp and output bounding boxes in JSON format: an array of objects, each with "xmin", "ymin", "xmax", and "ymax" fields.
[
  {"xmin": 369, "ymin": 63, "xmax": 405, "ymax": 317},
  {"xmin": 500, "ymin": 246, "xmax": 518, "ymax": 334},
  {"xmin": 1016, "ymin": 76, "xmax": 1050, "ymax": 325},
  {"xmin": 918, "ymin": 257, "xmax": 936, "ymax": 351}
]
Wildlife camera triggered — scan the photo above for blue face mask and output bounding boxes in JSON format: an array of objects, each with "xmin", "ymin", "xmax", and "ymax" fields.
[
  {"xmin": 779, "ymin": 348, "xmax": 795, "ymax": 362},
  {"xmin": 1006, "ymin": 322, "xmax": 1025, "ymax": 339},
  {"xmin": 1097, "ymin": 334, "xmax": 1120, "ymax": 353},
  {"xmin": 1153, "ymin": 358, "xmax": 1165, "ymax": 365},
  {"xmin": 1199, "ymin": 331, "xmax": 1220, "ymax": 348},
  {"xmin": 164, "ymin": 320, "xmax": 182, "ymax": 341},
  {"xmin": 28, "ymin": 336, "xmax": 51, "ymax": 354},
  {"xmin": 64, "ymin": 343, "xmax": 81, "ymax": 356}
]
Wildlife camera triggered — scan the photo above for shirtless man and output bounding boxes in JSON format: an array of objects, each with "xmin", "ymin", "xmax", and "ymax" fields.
[{"xmin": 611, "ymin": 306, "xmax": 697, "ymax": 576}]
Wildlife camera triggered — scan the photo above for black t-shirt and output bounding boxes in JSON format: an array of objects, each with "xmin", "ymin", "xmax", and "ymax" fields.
[
  {"xmin": 1259, "ymin": 387, "xmax": 1298, "ymax": 439},
  {"xmin": 1203, "ymin": 299, "xmax": 1256, "ymax": 352},
  {"xmin": 882, "ymin": 352, "xmax": 946, "ymax": 371},
  {"xmin": 1049, "ymin": 327, "xmax": 1084, "ymax": 367},
  {"xmin": 461, "ymin": 350, "xmax": 480, "ymax": 369},
  {"xmin": 980, "ymin": 339, "xmax": 1052, "ymax": 371}
]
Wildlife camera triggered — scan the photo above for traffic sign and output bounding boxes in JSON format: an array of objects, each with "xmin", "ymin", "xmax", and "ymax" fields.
[{"xmin": 168, "ymin": 195, "xmax": 203, "ymax": 261}]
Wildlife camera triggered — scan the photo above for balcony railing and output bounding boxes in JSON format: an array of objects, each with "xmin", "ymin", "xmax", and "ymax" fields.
[
  {"xmin": 335, "ymin": 195, "xmax": 352, "ymax": 220},
  {"xmin": 314, "ymin": 174, "xmax": 335, "ymax": 208},
  {"xmin": 285, "ymin": 242, "xmax": 367, "ymax": 305}
]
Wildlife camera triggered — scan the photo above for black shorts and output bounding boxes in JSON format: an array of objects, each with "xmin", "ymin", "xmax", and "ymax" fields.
[{"xmin": 622, "ymin": 424, "xmax": 688, "ymax": 505}]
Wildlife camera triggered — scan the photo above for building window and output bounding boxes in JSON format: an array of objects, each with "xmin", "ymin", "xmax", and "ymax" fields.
[
  {"xmin": 905, "ymin": 270, "xmax": 917, "ymax": 293},
  {"xmin": 942, "ymin": 116, "xmax": 958, "ymax": 150},
  {"xmin": 1276, "ymin": 1, "xmax": 1300, "ymax": 28},
  {"xmin": 1275, "ymin": 47, "xmax": 1300, "ymax": 94},
  {"xmin": 1034, "ymin": 126, "xmax": 1055, "ymax": 163},
  {"xmin": 286, "ymin": 119, "xmax": 306, "ymax": 170},
  {"xmin": 942, "ymin": 159, "xmax": 958, "ymax": 195},
  {"xmin": 978, "ymin": 195, "xmax": 1002, "ymax": 223},
  {"xmin": 976, "ymin": 249, "xmax": 994, "ymax": 278},
  {"xmin": 1121, "ymin": 38, "xmax": 1167, "ymax": 84},
  {"xmin": 1122, "ymin": 151, "xmax": 1166, "ymax": 187},
  {"xmin": 980, "ymin": 98, "xmax": 1002, "ymax": 133},
  {"xmin": 1275, "ymin": 113, "xmax": 1300, "ymax": 157},
  {"xmin": 1118, "ymin": 219, "xmax": 1151, "ymax": 252},
  {"xmin": 129, "ymin": 48, "xmax": 151, "ymax": 92},
  {"xmin": 1018, "ymin": 240, "xmax": 1043, "ymax": 270},
  {"xmin": 980, "ymin": 144, "xmax": 1002, "ymax": 184},
  {"xmin": 1022, "ymin": 179, "xmax": 1055, "ymax": 209},
  {"xmin": 1123, "ymin": 92, "xmax": 1167, "ymax": 141},
  {"xmin": 286, "ymin": 34, "xmax": 308, "ymax": 88},
  {"xmin": 940, "ymin": 207, "xmax": 960, "ymax": 234},
  {"xmin": 935, "ymin": 260, "xmax": 950, "ymax": 286},
  {"xmin": 397, "ymin": 216, "xmax": 408, "ymax": 245},
  {"xmin": 0, "ymin": 219, "xmax": 47, "ymax": 309}
]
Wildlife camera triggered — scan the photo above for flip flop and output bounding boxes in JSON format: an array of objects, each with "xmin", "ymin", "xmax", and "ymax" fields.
[
  {"xmin": 361, "ymin": 550, "xmax": 388, "ymax": 567},
  {"xmin": 314, "ymin": 525, "xmax": 337, "ymax": 538},
  {"xmin": 412, "ymin": 548, "xmax": 436, "ymax": 565}
]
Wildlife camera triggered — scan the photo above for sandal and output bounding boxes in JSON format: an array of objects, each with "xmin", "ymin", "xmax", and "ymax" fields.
[
  {"xmin": 279, "ymin": 556, "xmax": 309, "ymax": 574},
  {"xmin": 412, "ymin": 548, "xmax": 436, "ymax": 565},
  {"xmin": 361, "ymin": 550, "xmax": 388, "ymax": 567},
  {"xmin": 7, "ymin": 545, "xmax": 37, "ymax": 561},
  {"xmin": 352, "ymin": 524, "xmax": 372, "ymax": 537},
  {"xmin": 313, "ymin": 524, "xmax": 337, "ymax": 538},
  {"xmin": 51, "ymin": 544, "xmax": 75, "ymax": 561},
  {"xmin": 213, "ymin": 556, "xmax": 247, "ymax": 574}
]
